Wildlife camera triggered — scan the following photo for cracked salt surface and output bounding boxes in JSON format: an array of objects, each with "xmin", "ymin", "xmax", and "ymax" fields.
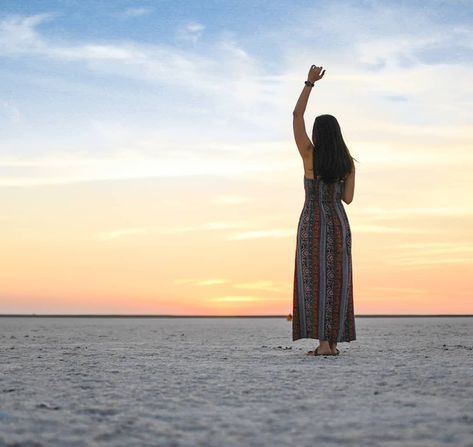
[{"xmin": 1, "ymin": 317, "xmax": 472, "ymax": 447}]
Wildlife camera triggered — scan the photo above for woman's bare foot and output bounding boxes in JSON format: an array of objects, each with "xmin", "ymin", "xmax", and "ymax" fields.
[
  {"xmin": 306, "ymin": 347, "xmax": 333, "ymax": 355},
  {"xmin": 329, "ymin": 342, "xmax": 339, "ymax": 355},
  {"xmin": 318, "ymin": 346, "xmax": 333, "ymax": 355},
  {"xmin": 307, "ymin": 340, "xmax": 333, "ymax": 355}
]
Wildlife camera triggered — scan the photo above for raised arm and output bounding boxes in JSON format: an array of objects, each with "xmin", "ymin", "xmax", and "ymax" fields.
[{"xmin": 292, "ymin": 65, "xmax": 326, "ymax": 159}]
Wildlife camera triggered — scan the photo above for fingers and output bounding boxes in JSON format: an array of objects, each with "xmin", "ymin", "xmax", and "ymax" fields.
[{"xmin": 309, "ymin": 65, "xmax": 326, "ymax": 81}]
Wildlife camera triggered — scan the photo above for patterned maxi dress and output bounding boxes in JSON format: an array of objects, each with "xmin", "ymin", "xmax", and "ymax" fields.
[{"xmin": 292, "ymin": 175, "xmax": 356, "ymax": 343}]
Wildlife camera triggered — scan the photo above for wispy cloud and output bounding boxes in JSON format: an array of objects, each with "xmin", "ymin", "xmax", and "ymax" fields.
[
  {"xmin": 0, "ymin": 13, "xmax": 271, "ymax": 110},
  {"xmin": 0, "ymin": 12, "xmax": 56, "ymax": 54},
  {"xmin": 227, "ymin": 229, "xmax": 295, "ymax": 240},
  {"xmin": 365, "ymin": 286, "xmax": 428, "ymax": 296},
  {"xmin": 0, "ymin": 147, "xmax": 294, "ymax": 186},
  {"xmin": 173, "ymin": 278, "xmax": 229, "ymax": 286},
  {"xmin": 381, "ymin": 94, "xmax": 409, "ymax": 102},
  {"xmin": 160, "ymin": 222, "xmax": 250, "ymax": 234},
  {"xmin": 95, "ymin": 227, "xmax": 147, "ymax": 241},
  {"xmin": 294, "ymin": 1, "xmax": 473, "ymax": 70},
  {"xmin": 0, "ymin": 99, "xmax": 21, "ymax": 123},
  {"xmin": 176, "ymin": 21, "xmax": 205, "ymax": 43},
  {"xmin": 211, "ymin": 195, "xmax": 253, "ymax": 205},
  {"xmin": 195, "ymin": 279, "xmax": 228, "ymax": 286},
  {"xmin": 386, "ymin": 242, "xmax": 473, "ymax": 267},
  {"xmin": 351, "ymin": 224, "xmax": 434, "ymax": 234},
  {"xmin": 173, "ymin": 278, "xmax": 286, "ymax": 293},
  {"xmin": 114, "ymin": 7, "xmax": 154, "ymax": 19},
  {"xmin": 352, "ymin": 207, "xmax": 473, "ymax": 218},
  {"xmin": 210, "ymin": 295, "xmax": 264, "ymax": 302},
  {"xmin": 233, "ymin": 281, "xmax": 284, "ymax": 292}
]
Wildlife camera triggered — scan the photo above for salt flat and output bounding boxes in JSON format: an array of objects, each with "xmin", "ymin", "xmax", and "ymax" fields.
[{"xmin": 1, "ymin": 317, "xmax": 472, "ymax": 447}]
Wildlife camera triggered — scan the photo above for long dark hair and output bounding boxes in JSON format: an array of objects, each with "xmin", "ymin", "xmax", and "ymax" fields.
[{"xmin": 312, "ymin": 114, "xmax": 356, "ymax": 183}]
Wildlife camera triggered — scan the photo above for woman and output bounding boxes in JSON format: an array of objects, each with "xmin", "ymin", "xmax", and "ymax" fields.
[{"xmin": 292, "ymin": 64, "xmax": 357, "ymax": 356}]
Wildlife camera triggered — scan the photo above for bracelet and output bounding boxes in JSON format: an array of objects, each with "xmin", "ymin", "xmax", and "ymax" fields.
[{"xmin": 305, "ymin": 80, "xmax": 314, "ymax": 87}]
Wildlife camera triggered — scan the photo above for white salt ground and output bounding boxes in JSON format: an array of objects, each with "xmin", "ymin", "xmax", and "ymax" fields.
[{"xmin": 0, "ymin": 316, "xmax": 472, "ymax": 447}]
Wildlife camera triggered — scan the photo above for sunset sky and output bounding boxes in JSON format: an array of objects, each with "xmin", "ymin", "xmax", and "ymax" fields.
[{"xmin": 1, "ymin": 0, "xmax": 472, "ymax": 315}]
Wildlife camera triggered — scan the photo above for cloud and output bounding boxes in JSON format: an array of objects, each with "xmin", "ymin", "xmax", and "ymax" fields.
[
  {"xmin": 1, "ymin": 7, "xmax": 472, "ymax": 194},
  {"xmin": 279, "ymin": 1, "xmax": 473, "ymax": 134},
  {"xmin": 173, "ymin": 278, "xmax": 287, "ymax": 293},
  {"xmin": 349, "ymin": 139, "xmax": 473, "ymax": 169},
  {"xmin": 0, "ymin": 13, "xmax": 270, "ymax": 111},
  {"xmin": 0, "ymin": 99, "xmax": 21, "ymax": 123},
  {"xmin": 0, "ymin": 12, "xmax": 56, "ymax": 54},
  {"xmin": 352, "ymin": 207, "xmax": 473, "ymax": 218},
  {"xmin": 0, "ymin": 13, "xmax": 139, "ymax": 60},
  {"xmin": 293, "ymin": 1, "xmax": 473, "ymax": 70},
  {"xmin": 382, "ymin": 95, "xmax": 409, "ymax": 102},
  {"xmin": 211, "ymin": 195, "xmax": 253, "ymax": 205},
  {"xmin": 386, "ymin": 242, "xmax": 473, "ymax": 267},
  {"xmin": 351, "ymin": 224, "xmax": 433, "ymax": 234},
  {"xmin": 233, "ymin": 281, "xmax": 284, "ymax": 292},
  {"xmin": 365, "ymin": 286, "xmax": 428, "ymax": 296},
  {"xmin": 227, "ymin": 229, "xmax": 295, "ymax": 240},
  {"xmin": 176, "ymin": 21, "xmax": 205, "ymax": 43},
  {"xmin": 0, "ymin": 139, "xmax": 298, "ymax": 186},
  {"xmin": 114, "ymin": 7, "xmax": 154, "ymax": 19},
  {"xmin": 159, "ymin": 222, "xmax": 250, "ymax": 234},
  {"xmin": 173, "ymin": 278, "xmax": 228, "ymax": 286},
  {"xmin": 210, "ymin": 295, "xmax": 264, "ymax": 302},
  {"xmin": 95, "ymin": 227, "xmax": 147, "ymax": 241}
]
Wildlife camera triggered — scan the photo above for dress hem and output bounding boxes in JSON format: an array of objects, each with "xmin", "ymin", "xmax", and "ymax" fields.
[{"xmin": 292, "ymin": 335, "xmax": 356, "ymax": 343}]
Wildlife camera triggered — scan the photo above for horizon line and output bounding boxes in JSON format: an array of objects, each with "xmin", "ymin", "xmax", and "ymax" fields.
[{"xmin": 0, "ymin": 313, "xmax": 472, "ymax": 318}]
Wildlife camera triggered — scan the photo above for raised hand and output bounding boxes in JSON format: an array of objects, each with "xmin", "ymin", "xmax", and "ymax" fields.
[{"xmin": 307, "ymin": 65, "xmax": 326, "ymax": 83}]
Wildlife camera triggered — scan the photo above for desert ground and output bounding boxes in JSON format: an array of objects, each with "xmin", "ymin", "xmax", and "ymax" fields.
[{"xmin": 1, "ymin": 316, "xmax": 472, "ymax": 446}]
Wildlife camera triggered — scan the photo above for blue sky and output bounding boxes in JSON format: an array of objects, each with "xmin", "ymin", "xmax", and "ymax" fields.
[{"xmin": 0, "ymin": 0, "xmax": 472, "ymax": 184}]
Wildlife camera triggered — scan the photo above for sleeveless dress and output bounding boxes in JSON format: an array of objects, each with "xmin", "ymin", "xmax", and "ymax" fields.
[{"xmin": 292, "ymin": 175, "xmax": 356, "ymax": 343}]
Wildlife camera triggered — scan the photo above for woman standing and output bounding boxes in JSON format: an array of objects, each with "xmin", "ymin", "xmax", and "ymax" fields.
[{"xmin": 292, "ymin": 65, "xmax": 357, "ymax": 356}]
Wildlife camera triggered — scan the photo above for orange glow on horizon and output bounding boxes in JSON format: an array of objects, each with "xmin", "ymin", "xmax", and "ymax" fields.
[{"xmin": 1, "ymin": 162, "xmax": 472, "ymax": 315}]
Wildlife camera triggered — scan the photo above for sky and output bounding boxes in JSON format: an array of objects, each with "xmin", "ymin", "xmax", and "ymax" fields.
[{"xmin": 1, "ymin": 0, "xmax": 472, "ymax": 315}]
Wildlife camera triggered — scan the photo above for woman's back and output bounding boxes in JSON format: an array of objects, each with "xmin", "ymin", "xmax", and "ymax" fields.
[{"xmin": 303, "ymin": 175, "xmax": 344, "ymax": 203}]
